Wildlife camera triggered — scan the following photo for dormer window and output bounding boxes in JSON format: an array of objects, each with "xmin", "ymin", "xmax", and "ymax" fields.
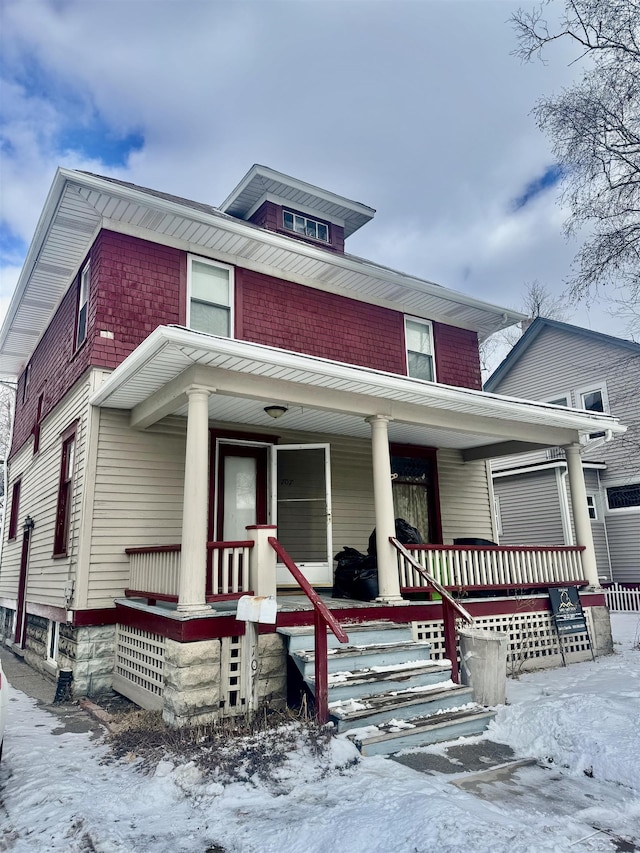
[{"xmin": 283, "ymin": 210, "xmax": 329, "ymax": 243}]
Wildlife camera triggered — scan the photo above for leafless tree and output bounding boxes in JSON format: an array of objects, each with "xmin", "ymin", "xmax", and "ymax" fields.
[
  {"xmin": 481, "ymin": 280, "xmax": 568, "ymax": 379},
  {"xmin": 512, "ymin": 1, "xmax": 640, "ymax": 331}
]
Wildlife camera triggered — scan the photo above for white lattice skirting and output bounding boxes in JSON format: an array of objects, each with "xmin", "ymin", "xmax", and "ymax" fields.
[{"xmin": 414, "ymin": 607, "xmax": 594, "ymax": 674}]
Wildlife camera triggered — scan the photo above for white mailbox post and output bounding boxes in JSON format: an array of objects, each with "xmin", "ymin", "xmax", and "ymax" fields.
[{"xmin": 236, "ymin": 595, "xmax": 277, "ymax": 714}]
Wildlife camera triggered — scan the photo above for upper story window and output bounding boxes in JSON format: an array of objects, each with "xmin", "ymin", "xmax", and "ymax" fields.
[
  {"xmin": 188, "ymin": 256, "xmax": 233, "ymax": 337},
  {"xmin": 586, "ymin": 494, "xmax": 598, "ymax": 520},
  {"xmin": 282, "ymin": 210, "xmax": 330, "ymax": 243},
  {"xmin": 578, "ymin": 383, "xmax": 608, "ymax": 439},
  {"xmin": 22, "ymin": 363, "xmax": 31, "ymax": 404},
  {"xmin": 405, "ymin": 317, "xmax": 435, "ymax": 382},
  {"xmin": 76, "ymin": 262, "xmax": 90, "ymax": 348}
]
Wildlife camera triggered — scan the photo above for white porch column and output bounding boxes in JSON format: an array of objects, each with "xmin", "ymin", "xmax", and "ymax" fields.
[
  {"xmin": 178, "ymin": 387, "xmax": 211, "ymax": 612},
  {"xmin": 564, "ymin": 443, "xmax": 600, "ymax": 588},
  {"xmin": 367, "ymin": 415, "xmax": 402, "ymax": 603}
]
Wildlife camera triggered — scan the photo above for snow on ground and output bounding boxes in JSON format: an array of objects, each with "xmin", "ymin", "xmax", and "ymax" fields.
[{"xmin": 1, "ymin": 614, "xmax": 639, "ymax": 853}]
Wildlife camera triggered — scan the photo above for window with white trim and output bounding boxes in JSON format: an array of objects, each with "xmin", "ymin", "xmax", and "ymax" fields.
[
  {"xmin": 282, "ymin": 210, "xmax": 329, "ymax": 243},
  {"xmin": 586, "ymin": 494, "xmax": 598, "ymax": 520},
  {"xmin": 76, "ymin": 262, "xmax": 90, "ymax": 348},
  {"xmin": 578, "ymin": 383, "xmax": 608, "ymax": 439},
  {"xmin": 494, "ymin": 495, "xmax": 503, "ymax": 536},
  {"xmin": 405, "ymin": 317, "xmax": 435, "ymax": 382},
  {"xmin": 188, "ymin": 256, "xmax": 233, "ymax": 337},
  {"xmin": 606, "ymin": 483, "xmax": 640, "ymax": 510},
  {"xmin": 546, "ymin": 394, "xmax": 570, "ymax": 407}
]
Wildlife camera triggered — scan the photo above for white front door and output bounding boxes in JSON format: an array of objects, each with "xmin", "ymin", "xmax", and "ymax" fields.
[{"xmin": 271, "ymin": 444, "xmax": 333, "ymax": 586}]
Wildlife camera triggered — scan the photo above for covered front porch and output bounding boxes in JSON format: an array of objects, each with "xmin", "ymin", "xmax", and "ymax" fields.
[{"xmin": 89, "ymin": 326, "xmax": 624, "ymax": 721}]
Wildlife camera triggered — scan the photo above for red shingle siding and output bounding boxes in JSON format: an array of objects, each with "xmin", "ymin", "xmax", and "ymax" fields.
[
  {"xmin": 89, "ymin": 231, "xmax": 183, "ymax": 368},
  {"xmin": 433, "ymin": 323, "xmax": 482, "ymax": 390},
  {"xmin": 237, "ymin": 268, "xmax": 406, "ymax": 372},
  {"xmin": 11, "ymin": 277, "xmax": 91, "ymax": 456}
]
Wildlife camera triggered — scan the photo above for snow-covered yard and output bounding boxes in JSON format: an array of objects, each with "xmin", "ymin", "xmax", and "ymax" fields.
[{"xmin": 1, "ymin": 614, "xmax": 639, "ymax": 853}]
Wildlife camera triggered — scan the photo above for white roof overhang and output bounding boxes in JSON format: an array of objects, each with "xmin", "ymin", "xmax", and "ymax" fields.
[
  {"xmin": 0, "ymin": 169, "xmax": 526, "ymax": 379},
  {"xmin": 89, "ymin": 326, "xmax": 626, "ymax": 459}
]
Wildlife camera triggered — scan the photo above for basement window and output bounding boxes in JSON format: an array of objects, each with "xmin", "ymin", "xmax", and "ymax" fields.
[{"xmin": 282, "ymin": 210, "xmax": 329, "ymax": 243}]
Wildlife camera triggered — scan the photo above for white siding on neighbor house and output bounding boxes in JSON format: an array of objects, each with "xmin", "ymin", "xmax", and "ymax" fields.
[
  {"xmin": 436, "ymin": 448, "xmax": 494, "ymax": 544},
  {"xmin": 493, "ymin": 470, "xmax": 565, "ymax": 548},
  {"xmin": 491, "ymin": 324, "xmax": 640, "ymax": 483},
  {"xmin": 605, "ymin": 510, "xmax": 640, "ymax": 584},
  {"xmin": 86, "ymin": 410, "xmax": 187, "ymax": 609},
  {"xmin": 0, "ymin": 376, "xmax": 92, "ymax": 608},
  {"xmin": 490, "ymin": 324, "xmax": 640, "ymax": 583}
]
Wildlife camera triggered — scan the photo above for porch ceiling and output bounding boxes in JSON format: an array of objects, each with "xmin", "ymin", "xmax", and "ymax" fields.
[
  {"xmin": 90, "ymin": 326, "xmax": 626, "ymax": 459},
  {"xmin": 0, "ymin": 169, "xmax": 526, "ymax": 379}
]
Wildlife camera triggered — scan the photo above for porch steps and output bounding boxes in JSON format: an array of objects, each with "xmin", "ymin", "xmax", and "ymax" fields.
[{"xmin": 278, "ymin": 620, "xmax": 495, "ymax": 756}]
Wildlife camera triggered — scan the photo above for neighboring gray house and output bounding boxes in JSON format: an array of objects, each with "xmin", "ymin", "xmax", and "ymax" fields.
[{"xmin": 485, "ymin": 318, "xmax": 640, "ymax": 586}]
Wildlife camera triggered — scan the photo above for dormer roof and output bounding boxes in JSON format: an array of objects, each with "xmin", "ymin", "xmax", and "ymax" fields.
[{"xmin": 219, "ymin": 164, "xmax": 376, "ymax": 238}]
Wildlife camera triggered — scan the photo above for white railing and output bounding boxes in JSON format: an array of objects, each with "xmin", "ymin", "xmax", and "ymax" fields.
[
  {"xmin": 605, "ymin": 583, "xmax": 640, "ymax": 612},
  {"xmin": 126, "ymin": 545, "xmax": 181, "ymax": 598},
  {"xmin": 208, "ymin": 541, "xmax": 253, "ymax": 596},
  {"xmin": 125, "ymin": 541, "xmax": 253, "ymax": 600},
  {"xmin": 398, "ymin": 545, "xmax": 586, "ymax": 590}
]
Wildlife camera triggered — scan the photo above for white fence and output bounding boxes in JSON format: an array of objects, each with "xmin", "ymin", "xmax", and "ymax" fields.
[
  {"xmin": 605, "ymin": 583, "xmax": 640, "ymax": 612},
  {"xmin": 399, "ymin": 545, "xmax": 585, "ymax": 590}
]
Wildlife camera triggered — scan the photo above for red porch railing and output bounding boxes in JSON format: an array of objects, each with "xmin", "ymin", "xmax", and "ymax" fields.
[
  {"xmin": 268, "ymin": 536, "xmax": 349, "ymax": 724},
  {"xmin": 390, "ymin": 538, "xmax": 473, "ymax": 682}
]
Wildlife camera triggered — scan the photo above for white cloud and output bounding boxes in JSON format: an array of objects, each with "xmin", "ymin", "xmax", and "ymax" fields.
[{"xmin": 0, "ymin": 0, "xmax": 628, "ymax": 340}]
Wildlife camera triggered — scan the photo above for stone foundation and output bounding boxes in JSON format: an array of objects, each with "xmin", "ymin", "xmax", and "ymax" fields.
[
  {"xmin": 162, "ymin": 638, "xmax": 222, "ymax": 727},
  {"xmin": 0, "ymin": 606, "xmax": 115, "ymax": 698}
]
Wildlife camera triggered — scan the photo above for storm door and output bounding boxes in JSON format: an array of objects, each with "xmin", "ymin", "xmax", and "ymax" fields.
[{"xmin": 271, "ymin": 445, "xmax": 332, "ymax": 586}]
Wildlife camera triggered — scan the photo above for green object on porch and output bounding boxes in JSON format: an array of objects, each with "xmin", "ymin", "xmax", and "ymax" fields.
[{"xmin": 428, "ymin": 554, "xmax": 448, "ymax": 600}]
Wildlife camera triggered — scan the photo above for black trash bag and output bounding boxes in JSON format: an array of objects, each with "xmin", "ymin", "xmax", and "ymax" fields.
[
  {"xmin": 453, "ymin": 537, "xmax": 497, "ymax": 546},
  {"xmin": 332, "ymin": 548, "xmax": 379, "ymax": 601},
  {"xmin": 368, "ymin": 517, "xmax": 423, "ymax": 556}
]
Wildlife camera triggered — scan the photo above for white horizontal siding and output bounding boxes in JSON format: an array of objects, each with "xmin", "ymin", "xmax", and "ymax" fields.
[
  {"xmin": 1, "ymin": 377, "xmax": 91, "ymax": 608},
  {"xmin": 437, "ymin": 448, "xmax": 493, "ymax": 543},
  {"xmin": 493, "ymin": 470, "xmax": 565, "ymax": 547},
  {"xmin": 86, "ymin": 409, "xmax": 186, "ymax": 609},
  {"xmin": 605, "ymin": 511, "xmax": 640, "ymax": 584}
]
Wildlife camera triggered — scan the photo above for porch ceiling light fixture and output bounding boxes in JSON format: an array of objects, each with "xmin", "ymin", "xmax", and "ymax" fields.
[{"xmin": 264, "ymin": 404, "xmax": 288, "ymax": 419}]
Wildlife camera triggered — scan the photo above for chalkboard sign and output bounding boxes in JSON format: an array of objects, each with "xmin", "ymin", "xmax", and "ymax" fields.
[{"xmin": 549, "ymin": 586, "xmax": 588, "ymax": 636}]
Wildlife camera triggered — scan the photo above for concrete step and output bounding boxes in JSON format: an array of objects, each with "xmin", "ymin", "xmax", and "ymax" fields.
[
  {"xmin": 320, "ymin": 660, "xmax": 453, "ymax": 703},
  {"xmin": 329, "ymin": 683, "xmax": 474, "ymax": 733},
  {"xmin": 349, "ymin": 707, "xmax": 496, "ymax": 757},
  {"xmin": 278, "ymin": 621, "xmax": 414, "ymax": 654},
  {"xmin": 291, "ymin": 640, "xmax": 432, "ymax": 681}
]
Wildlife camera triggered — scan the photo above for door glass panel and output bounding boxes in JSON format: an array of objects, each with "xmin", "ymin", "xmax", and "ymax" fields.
[
  {"xmin": 223, "ymin": 456, "xmax": 257, "ymax": 540},
  {"xmin": 276, "ymin": 448, "xmax": 326, "ymax": 562},
  {"xmin": 393, "ymin": 483, "xmax": 430, "ymax": 542}
]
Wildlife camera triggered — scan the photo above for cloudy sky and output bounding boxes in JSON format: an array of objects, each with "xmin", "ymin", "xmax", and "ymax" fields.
[{"xmin": 0, "ymin": 0, "xmax": 631, "ymax": 362}]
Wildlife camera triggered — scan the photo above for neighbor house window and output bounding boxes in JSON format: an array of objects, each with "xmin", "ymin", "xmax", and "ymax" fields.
[
  {"xmin": 606, "ymin": 483, "xmax": 640, "ymax": 510},
  {"xmin": 282, "ymin": 210, "xmax": 329, "ymax": 243},
  {"xmin": 8, "ymin": 479, "xmax": 21, "ymax": 541},
  {"xmin": 76, "ymin": 263, "xmax": 90, "ymax": 348},
  {"xmin": 53, "ymin": 424, "xmax": 77, "ymax": 557},
  {"xmin": 405, "ymin": 317, "xmax": 435, "ymax": 382},
  {"xmin": 586, "ymin": 494, "xmax": 598, "ymax": 520},
  {"xmin": 579, "ymin": 384, "xmax": 608, "ymax": 439},
  {"xmin": 188, "ymin": 256, "xmax": 233, "ymax": 337},
  {"xmin": 546, "ymin": 395, "xmax": 570, "ymax": 407}
]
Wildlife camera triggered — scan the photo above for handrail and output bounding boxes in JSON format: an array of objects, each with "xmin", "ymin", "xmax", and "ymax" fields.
[
  {"xmin": 268, "ymin": 536, "xmax": 348, "ymax": 724},
  {"xmin": 390, "ymin": 538, "xmax": 473, "ymax": 623},
  {"xmin": 391, "ymin": 537, "xmax": 472, "ymax": 683}
]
